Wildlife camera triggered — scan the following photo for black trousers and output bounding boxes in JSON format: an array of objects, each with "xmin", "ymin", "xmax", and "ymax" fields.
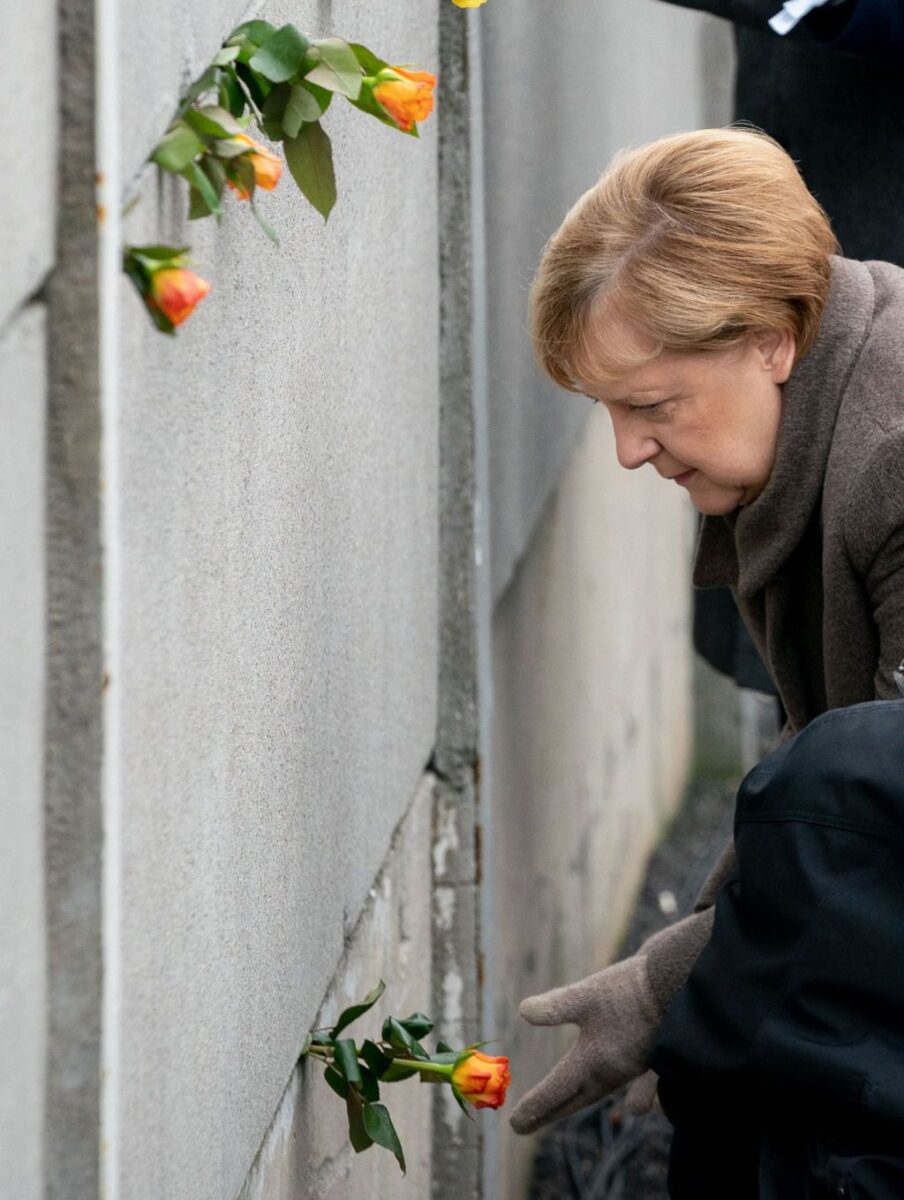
[{"xmin": 660, "ymin": 1076, "xmax": 904, "ymax": 1199}]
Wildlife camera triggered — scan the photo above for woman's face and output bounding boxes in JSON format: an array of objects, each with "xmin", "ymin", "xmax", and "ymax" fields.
[{"xmin": 576, "ymin": 326, "xmax": 796, "ymax": 516}]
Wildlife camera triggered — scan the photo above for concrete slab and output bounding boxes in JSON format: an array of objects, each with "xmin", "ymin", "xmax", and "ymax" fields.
[
  {"xmin": 0, "ymin": 0, "xmax": 56, "ymax": 328},
  {"xmin": 0, "ymin": 306, "xmax": 47, "ymax": 1200},
  {"xmin": 108, "ymin": 6, "xmax": 440, "ymax": 1197}
]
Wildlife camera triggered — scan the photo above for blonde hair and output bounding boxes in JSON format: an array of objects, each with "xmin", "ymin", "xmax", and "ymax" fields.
[{"xmin": 531, "ymin": 126, "xmax": 839, "ymax": 391}]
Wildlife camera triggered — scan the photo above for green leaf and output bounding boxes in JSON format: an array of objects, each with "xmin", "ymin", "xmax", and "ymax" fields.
[
  {"xmin": 332, "ymin": 981, "xmax": 386, "ymax": 1039},
  {"xmin": 305, "ymin": 37, "xmax": 363, "ymax": 99},
  {"xmin": 309, "ymin": 1030, "xmax": 334, "ymax": 1047},
  {"xmin": 214, "ymin": 44, "xmax": 240, "ymax": 66},
  {"xmin": 380, "ymin": 1060, "xmax": 420, "ymax": 1082},
  {"xmin": 151, "ymin": 123, "xmax": 204, "ymax": 173},
  {"xmin": 225, "ymin": 155, "xmax": 256, "ymax": 201},
  {"xmin": 249, "ymin": 24, "xmax": 312, "ymax": 83},
  {"xmin": 398, "ymin": 1012, "xmax": 434, "ymax": 1039},
  {"xmin": 299, "ymin": 1032, "xmax": 312, "ymax": 1057},
  {"xmin": 282, "ymin": 83, "xmax": 323, "ymax": 138},
  {"xmin": 179, "ymin": 66, "xmax": 219, "ymax": 111},
  {"xmin": 184, "ymin": 104, "xmax": 245, "ymax": 138},
  {"xmin": 227, "ymin": 20, "xmax": 278, "ymax": 49},
  {"xmin": 429, "ymin": 1049, "xmax": 459, "ymax": 1065},
  {"xmin": 218, "ymin": 71, "xmax": 245, "ymax": 117},
  {"xmin": 180, "ymin": 161, "xmax": 222, "ymax": 217},
  {"xmin": 359, "ymin": 1064, "xmax": 380, "ymax": 1103},
  {"xmin": 303, "ymin": 80, "xmax": 333, "ymax": 115},
  {"xmin": 126, "ymin": 244, "xmax": 188, "ymax": 264},
  {"xmin": 283, "ymin": 122, "xmax": 336, "ymax": 220},
  {"xmin": 362, "ymin": 1103, "xmax": 406, "ymax": 1174},
  {"xmin": 210, "ymin": 138, "xmax": 253, "ymax": 160},
  {"xmin": 188, "ymin": 187, "xmax": 210, "ymax": 221},
  {"xmin": 259, "ymin": 83, "xmax": 291, "ymax": 141},
  {"xmin": 382, "ymin": 1017, "xmax": 428, "ymax": 1060},
  {"xmin": 435, "ymin": 1040, "xmax": 454, "ymax": 1054},
  {"xmin": 345, "ymin": 1090, "xmax": 374, "ymax": 1154},
  {"xmin": 333, "ymin": 1038, "xmax": 362, "ymax": 1086},
  {"xmin": 250, "ymin": 198, "xmax": 280, "ymax": 246},
  {"xmin": 324, "ymin": 1065, "xmax": 349, "ymax": 1100},
  {"xmin": 360, "ymin": 1039, "xmax": 392, "ymax": 1079},
  {"xmin": 349, "ymin": 43, "xmax": 389, "ymax": 76},
  {"xmin": 233, "ymin": 62, "xmax": 268, "ymax": 116}
]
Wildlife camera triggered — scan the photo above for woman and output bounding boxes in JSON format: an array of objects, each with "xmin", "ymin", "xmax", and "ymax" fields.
[{"xmin": 507, "ymin": 127, "xmax": 904, "ymax": 1192}]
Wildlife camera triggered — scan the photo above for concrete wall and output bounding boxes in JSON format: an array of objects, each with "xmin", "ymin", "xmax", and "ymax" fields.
[
  {"xmin": 105, "ymin": 4, "xmax": 439, "ymax": 1198},
  {"xmin": 236, "ymin": 777, "xmax": 436, "ymax": 1200},
  {"xmin": 0, "ymin": 311, "xmax": 48, "ymax": 1200},
  {"xmin": 0, "ymin": 0, "xmax": 55, "ymax": 1194}
]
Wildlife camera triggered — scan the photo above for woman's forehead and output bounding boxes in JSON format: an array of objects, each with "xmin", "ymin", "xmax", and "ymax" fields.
[{"xmin": 577, "ymin": 349, "xmax": 691, "ymax": 400}]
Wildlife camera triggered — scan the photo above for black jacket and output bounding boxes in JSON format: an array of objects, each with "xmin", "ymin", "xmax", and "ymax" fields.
[{"xmin": 651, "ymin": 700, "xmax": 904, "ymax": 1131}]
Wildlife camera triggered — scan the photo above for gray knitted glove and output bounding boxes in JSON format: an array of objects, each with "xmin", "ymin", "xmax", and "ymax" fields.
[{"xmin": 509, "ymin": 909, "xmax": 715, "ymax": 1135}]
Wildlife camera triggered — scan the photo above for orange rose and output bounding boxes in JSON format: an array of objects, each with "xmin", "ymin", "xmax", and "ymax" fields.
[
  {"xmin": 225, "ymin": 134, "xmax": 283, "ymax": 199},
  {"xmin": 373, "ymin": 66, "xmax": 437, "ymax": 133},
  {"xmin": 451, "ymin": 1050, "xmax": 511, "ymax": 1110},
  {"xmin": 148, "ymin": 267, "xmax": 212, "ymax": 327}
]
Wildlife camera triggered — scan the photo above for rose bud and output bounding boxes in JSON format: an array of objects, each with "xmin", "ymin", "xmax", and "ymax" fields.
[
  {"xmin": 225, "ymin": 133, "xmax": 283, "ymax": 199},
  {"xmin": 372, "ymin": 66, "xmax": 437, "ymax": 133},
  {"xmin": 451, "ymin": 1050, "xmax": 511, "ymax": 1110},
  {"xmin": 148, "ymin": 266, "xmax": 212, "ymax": 327}
]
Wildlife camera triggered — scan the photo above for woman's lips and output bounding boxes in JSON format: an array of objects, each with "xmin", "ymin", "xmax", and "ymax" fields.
[{"xmin": 673, "ymin": 469, "xmax": 697, "ymax": 486}]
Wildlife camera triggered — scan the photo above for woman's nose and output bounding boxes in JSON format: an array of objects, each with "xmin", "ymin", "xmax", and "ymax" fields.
[{"xmin": 611, "ymin": 417, "xmax": 661, "ymax": 470}]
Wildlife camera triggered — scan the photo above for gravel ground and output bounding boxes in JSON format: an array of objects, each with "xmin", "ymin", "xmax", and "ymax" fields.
[{"xmin": 526, "ymin": 777, "xmax": 738, "ymax": 1200}]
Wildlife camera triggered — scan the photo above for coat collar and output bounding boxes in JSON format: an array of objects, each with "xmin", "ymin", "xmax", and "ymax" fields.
[{"xmin": 693, "ymin": 256, "xmax": 875, "ymax": 597}]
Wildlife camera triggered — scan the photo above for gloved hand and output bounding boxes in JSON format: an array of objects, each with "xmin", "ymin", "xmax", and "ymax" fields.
[
  {"xmin": 509, "ymin": 909, "xmax": 716, "ymax": 1135},
  {"xmin": 508, "ymin": 953, "xmax": 660, "ymax": 1134}
]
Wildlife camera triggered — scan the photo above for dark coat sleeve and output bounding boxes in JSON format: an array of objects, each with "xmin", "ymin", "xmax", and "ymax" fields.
[
  {"xmin": 658, "ymin": 0, "xmax": 904, "ymax": 56},
  {"xmin": 656, "ymin": 0, "xmax": 776, "ymax": 26},
  {"xmin": 655, "ymin": 0, "xmax": 811, "ymax": 32},
  {"xmin": 844, "ymin": 435, "xmax": 904, "ymax": 700},
  {"xmin": 814, "ymin": 0, "xmax": 904, "ymax": 56}
]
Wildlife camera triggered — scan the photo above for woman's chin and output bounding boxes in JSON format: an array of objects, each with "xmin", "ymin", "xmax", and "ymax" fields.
[{"xmin": 686, "ymin": 481, "xmax": 746, "ymax": 517}]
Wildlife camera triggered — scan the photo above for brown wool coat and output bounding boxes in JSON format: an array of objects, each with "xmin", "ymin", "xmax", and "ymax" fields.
[
  {"xmin": 641, "ymin": 254, "xmax": 904, "ymax": 1074},
  {"xmin": 694, "ymin": 253, "xmax": 904, "ymax": 733}
]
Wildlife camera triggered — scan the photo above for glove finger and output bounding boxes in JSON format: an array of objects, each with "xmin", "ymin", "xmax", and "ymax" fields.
[
  {"xmin": 508, "ymin": 1043, "xmax": 591, "ymax": 1135},
  {"xmin": 518, "ymin": 979, "xmax": 588, "ymax": 1027},
  {"xmin": 624, "ymin": 1068, "xmax": 659, "ymax": 1115}
]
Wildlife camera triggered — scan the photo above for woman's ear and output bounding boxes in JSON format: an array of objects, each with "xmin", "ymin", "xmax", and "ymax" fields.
[{"xmin": 755, "ymin": 328, "xmax": 796, "ymax": 384}]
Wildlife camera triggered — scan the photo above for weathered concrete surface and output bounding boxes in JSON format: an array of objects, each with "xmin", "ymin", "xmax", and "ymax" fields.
[
  {"xmin": 482, "ymin": 0, "xmax": 730, "ymax": 601},
  {"xmin": 433, "ymin": 8, "xmax": 483, "ymax": 1200},
  {"xmin": 0, "ymin": 308, "xmax": 47, "ymax": 1200},
  {"xmin": 0, "ymin": 0, "xmax": 55, "ymax": 331},
  {"xmin": 490, "ymin": 414, "xmax": 694, "ymax": 1199},
  {"xmin": 236, "ymin": 775, "xmax": 435, "ymax": 1200},
  {"xmin": 43, "ymin": 0, "xmax": 104, "ymax": 1193},
  {"xmin": 108, "ymin": 6, "xmax": 439, "ymax": 1199}
]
